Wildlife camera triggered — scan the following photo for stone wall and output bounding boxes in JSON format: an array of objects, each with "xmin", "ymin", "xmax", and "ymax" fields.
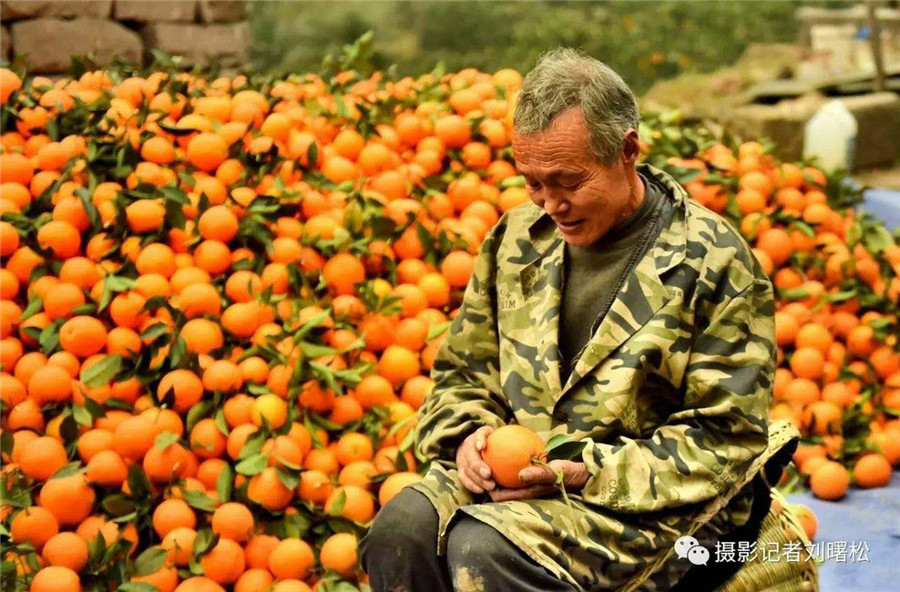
[{"xmin": 1, "ymin": 1, "xmax": 249, "ymax": 75}]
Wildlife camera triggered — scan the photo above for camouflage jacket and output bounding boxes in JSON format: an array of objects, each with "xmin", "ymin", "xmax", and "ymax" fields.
[{"xmin": 411, "ymin": 164, "xmax": 799, "ymax": 591}]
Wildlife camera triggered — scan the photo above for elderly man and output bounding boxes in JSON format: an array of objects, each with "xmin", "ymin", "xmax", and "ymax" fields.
[{"xmin": 360, "ymin": 49, "xmax": 817, "ymax": 591}]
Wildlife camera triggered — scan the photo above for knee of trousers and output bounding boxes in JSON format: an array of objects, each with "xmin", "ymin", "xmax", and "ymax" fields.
[
  {"xmin": 445, "ymin": 516, "xmax": 518, "ymax": 571},
  {"xmin": 359, "ymin": 487, "xmax": 440, "ymax": 567}
]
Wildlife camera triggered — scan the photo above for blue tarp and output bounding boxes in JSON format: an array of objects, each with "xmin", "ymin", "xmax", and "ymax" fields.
[
  {"xmin": 860, "ymin": 188, "xmax": 900, "ymax": 232},
  {"xmin": 785, "ymin": 473, "xmax": 899, "ymax": 591},
  {"xmin": 782, "ymin": 184, "xmax": 899, "ymax": 592}
]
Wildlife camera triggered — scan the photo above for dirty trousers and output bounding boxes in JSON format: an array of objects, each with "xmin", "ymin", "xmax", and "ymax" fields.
[{"xmin": 360, "ymin": 488, "xmax": 577, "ymax": 592}]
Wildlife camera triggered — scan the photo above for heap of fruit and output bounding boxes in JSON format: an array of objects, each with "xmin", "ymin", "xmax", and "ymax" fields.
[{"xmin": 0, "ymin": 42, "xmax": 897, "ymax": 591}]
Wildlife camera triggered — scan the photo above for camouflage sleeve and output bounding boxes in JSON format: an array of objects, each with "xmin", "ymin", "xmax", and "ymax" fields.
[
  {"xmin": 415, "ymin": 220, "xmax": 512, "ymax": 464},
  {"xmin": 579, "ymin": 274, "xmax": 775, "ymax": 513}
]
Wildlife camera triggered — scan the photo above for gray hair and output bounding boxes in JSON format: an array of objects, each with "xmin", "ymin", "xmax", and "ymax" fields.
[{"xmin": 514, "ymin": 48, "xmax": 640, "ymax": 166}]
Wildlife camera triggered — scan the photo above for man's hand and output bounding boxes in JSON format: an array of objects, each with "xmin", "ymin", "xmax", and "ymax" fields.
[
  {"xmin": 456, "ymin": 426, "xmax": 497, "ymax": 494},
  {"xmin": 488, "ymin": 460, "xmax": 589, "ymax": 502}
]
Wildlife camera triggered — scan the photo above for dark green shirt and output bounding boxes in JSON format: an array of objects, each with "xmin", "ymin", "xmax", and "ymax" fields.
[{"xmin": 558, "ymin": 173, "xmax": 671, "ymax": 386}]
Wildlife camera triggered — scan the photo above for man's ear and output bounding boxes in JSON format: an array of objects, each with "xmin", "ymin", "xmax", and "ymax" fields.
[{"xmin": 620, "ymin": 128, "xmax": 641, "ymax": 165}]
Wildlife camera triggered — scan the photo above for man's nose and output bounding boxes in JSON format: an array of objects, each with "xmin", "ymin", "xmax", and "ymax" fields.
[{"xmin": 543, "ymin": 190, "xmax": 570, "ymax": 216}]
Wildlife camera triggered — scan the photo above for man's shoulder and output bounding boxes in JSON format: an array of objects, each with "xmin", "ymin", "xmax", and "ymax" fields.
[
  {"xmin": 481, "ymin": 202, "xmax": 543, "ymax": 250},
  {"xmin": 682, "ymin": 197, "xmax": 769, "ymax": 296}
]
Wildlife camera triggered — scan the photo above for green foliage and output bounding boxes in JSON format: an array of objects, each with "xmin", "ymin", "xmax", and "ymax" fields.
[{"xmin": 248, "ymin": 1, "xmax": 849, "ymax": 94}]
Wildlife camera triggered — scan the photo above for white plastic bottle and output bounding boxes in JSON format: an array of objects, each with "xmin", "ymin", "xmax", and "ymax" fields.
[{"xmin": 803, "ymin": 100, "xmax": 858, "ymax": 172}]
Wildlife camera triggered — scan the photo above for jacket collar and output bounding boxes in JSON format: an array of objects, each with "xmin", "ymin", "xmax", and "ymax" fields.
[{"xmin": 513, "ymin": 163, "xmax": 690, "ymax": 404}]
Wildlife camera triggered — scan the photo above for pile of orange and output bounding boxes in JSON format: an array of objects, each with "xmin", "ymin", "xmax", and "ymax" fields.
[
  {"xmin": 0, "ymin": 57, "xmax": 896, "ymax": 591},
  {"xmin": 668, "ymin": 142, "xmax": 900, "ymax": 504}
]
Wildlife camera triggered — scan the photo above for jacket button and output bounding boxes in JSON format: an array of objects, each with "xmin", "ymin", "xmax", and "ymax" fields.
[{"xmin": 553, "ymin": 410, "xmax": 569, "ymax": 423}]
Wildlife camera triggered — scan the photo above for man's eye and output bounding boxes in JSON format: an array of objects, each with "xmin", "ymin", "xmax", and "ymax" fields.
[{"xmin": 526, "ymin": 180, "xmax": 541, "ymax": 190}]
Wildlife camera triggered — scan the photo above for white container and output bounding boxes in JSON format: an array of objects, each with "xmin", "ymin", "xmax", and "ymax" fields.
[{"xmin": 803, "ymin": 100, "xmax": 858, "ymax": 172}]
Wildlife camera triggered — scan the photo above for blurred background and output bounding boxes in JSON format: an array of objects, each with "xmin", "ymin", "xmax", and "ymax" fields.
[
  {"xmin": 3, "ymin": 0, "xmax": 898, "ymax": 178},
  {"xmin": 248, "ymin": 0, "xmax": 848, "ymax": 93}
]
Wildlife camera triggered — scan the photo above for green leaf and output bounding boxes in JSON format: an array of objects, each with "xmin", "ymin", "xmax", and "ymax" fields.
[
  {"xmin": 0, "ymin": 431, "xmax": 13, "ymax": 459},
  {"xmin": 827, "ymin": 289, "xmax": 857, "ymax": 303},
  {"xmin": 427, "ymin": 321, "xmax": 450, "ymax": 341},
  {"xmin": 154, "ymin": 431, "xmax": 180, "ymax": 450},
  {"xmin": 126, "ymin": 465, "xmax": 152, "ymax": 499},
  {"xmin": 186, "ymin": 400, "xmax": 214, "ymax": 434},
  {"xmin": 544, "ymin": 435, "xmax": 588, "ymax": 462},
  {"xmin": 276, "ymin": 467, "xmax": 299, "ymax": 490},
  {"xmin": 300, "ymin": 341, "xmax": 338, "ymax": 358},
  {"xmin": 38, "ymin": 319, "xmax": 65, "ymax": 355},
  {"xmin": 238, "ymin": 430, "xmax": 266, "ymax": 459},
  {"xmin": 19, "ymin": 297, "xmax": 43, "ymax": 322},
  {"xmin": 70, "ymin": 303, "xmax": 97, "ymax": 316},
  {"xmin": 778, "ymin": 287, "xmax": 810, "ymax": 301},
  {"xmin": 50, "ymin": 462, "xmax": 84, "ymax": 479},
  {"xmin": 499, "ymin": 175, "xmax": 526, "ymax": 189},
  {"xmin": 326, "ymin": 489, "xmax": 347, "ymax": 516},
  {"xmin": 283, "ymin": 511, "xmax": 311, "ymax": 539},
  {"xmin": 214, "ymin": 408, "xmax": 229, "ymax": 436},
  {"xmin": 81, "ymin": 354, "xmax": 122, "ymax": 387},
  {"xmin": 792, "ymin": 220, "xmax": 816, "ymax": 238},
  {"xmin": 72, "ymin": 404, "xmax": 94, "ymax": 427},
  {"xmin": 182, "ymin": 490, "xmax": 218, "ymax": 513},
  {"xmin": 133, "ymin": 546, "xmax": 168, "ymax": 577},
  {"xmin": 102, "ymin": 493, "xmax": 135, "ymax": 517},
  {"xmin": 235, "ymin": 453, "xmax": 268, "ymax": 476},
  {"xmin": 863, "ymin": 224, "xmax": 894, "ymax": 254},
  {"xmin": 216, "ymin": 463, "xmax": 233, "ymax": 503},
  {"xmin": 192, "ymin": 529, "xmax": 219, "ymax": 559},
  {"xmin": 118, "ymin": 583, "xmax": 160, "ymax": 592},
  {"xmin": 140, "ymin": 322, "xmax": 171, "ymax": 342}
]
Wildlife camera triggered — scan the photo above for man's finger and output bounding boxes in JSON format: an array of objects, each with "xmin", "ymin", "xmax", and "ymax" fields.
[
  {"xmin": 459, "ymin": 471, "xmax": 483, "ymax": 495},
  {"xmin": 464, "ymin": 464, "xmax": 495, "ymax": 491},
  {"xmin": 473, "ymin": 425, "xmax": 493, "ymax": 452},
  {"xmin": 464, "ymin": 445, "xmax": 492, "ymax": 481},
  {"xmin": 518, "ymin": 465, "xmax": 556, "ymax": 485}
]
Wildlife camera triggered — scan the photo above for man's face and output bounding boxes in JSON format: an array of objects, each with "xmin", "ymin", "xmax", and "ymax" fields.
[{"xmin": 512, "ymin": 107, "xmax": 641, "ymax": 246}]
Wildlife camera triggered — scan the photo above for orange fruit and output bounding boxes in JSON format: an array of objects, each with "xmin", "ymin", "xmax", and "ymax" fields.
[
  {"xmin": 378, "ymin": 471, "xmax": 424, "ymax": 506},
  {"xmin": 377, "ymin": 345, "xmax": 420, "ymax": 387},
  {"xmin": 809, "ymin": 461, "xmax": 850, "ymax": 501},
  {"xmin": 794, "ymin": 505, "xmax": 818, "ymax": 540},
  {"xmin": 19, "ymin": 436, "xmax": 68, "ymax": 481},
  {"xmin": 852, "ymin": 453, "xmax": 892, "ymax": 489},
  {"xmin": 297, "ymin": 469, "xmax": 334, "ymax": 505},
  {"xmin": 38, "ymin": 473, "xmax": 95, "ymax": 526},
  {"xmin": 200, "ymin": 538, "xmax": 246, "ymax": 585},
  {"xmin": 482, "ymin": 425, "xmax": 545, "ymax": 489},
  {"xmin": 27, "ymin": 365, "xmax": 73, "ymax": 406},
  {"xmin": 211, "ymin": 502, "xmax": 255, "ymax": 542},
  {"xmin": 319, "ymin": 532, "xmax": 358, "ymax": 577},
  {"xmin": 37, "ymin": 220, "xmax": 81, "ymax": 259},
  {"xmin": 324, "ymin": 485, "xmax": 375, "ymax": 523},
  {"xmin": 29, "ymin": 566, "xmax": 81, "ymax": 592},
  {"xmin": 158, "ymin": 369, "xmax": 204, "ymax": 413},
  {"xmin": 323, "ymin": 253, "xmax": 366, "ymax": 296},
  {"xmin": 41, "ymin": 532, "xmax": 88, "ymax": 571},
  {"xmin": 187, "ymin": 133, "xmax": 229, "ymax": 172},
  {"xmin": 149, "ymin": 496, "xmax": 195, "ymax": 537},
  {"xmin": 247, "ymin": 467, "xmax": 293, "ymax": 510},
  {"xmin": 59, "ymin": 316, "xmax": 108, "ymax": 357},
  {"xmin": 268, "ymin": 539, "xmax": 315, "ymax": 581},
  {"xmin": 10, "ymin": 506, "xmax": 59, "ymax": 550}
]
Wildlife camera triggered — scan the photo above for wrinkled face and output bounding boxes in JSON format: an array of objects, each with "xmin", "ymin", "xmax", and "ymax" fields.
[{"xmin": 512, "ymin": 107, "xmax": 642, "ymax": 246}]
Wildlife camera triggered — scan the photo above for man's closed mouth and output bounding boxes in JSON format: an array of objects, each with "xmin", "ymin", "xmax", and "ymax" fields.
[{"xmin": 555, "ymin": 219, "xmax": 584, "ymax": 230}]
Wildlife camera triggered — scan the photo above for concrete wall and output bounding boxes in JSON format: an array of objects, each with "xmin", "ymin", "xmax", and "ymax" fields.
[{"xmin": 1, "ymin": 1, "xmax": 249, "ymax": 74}]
